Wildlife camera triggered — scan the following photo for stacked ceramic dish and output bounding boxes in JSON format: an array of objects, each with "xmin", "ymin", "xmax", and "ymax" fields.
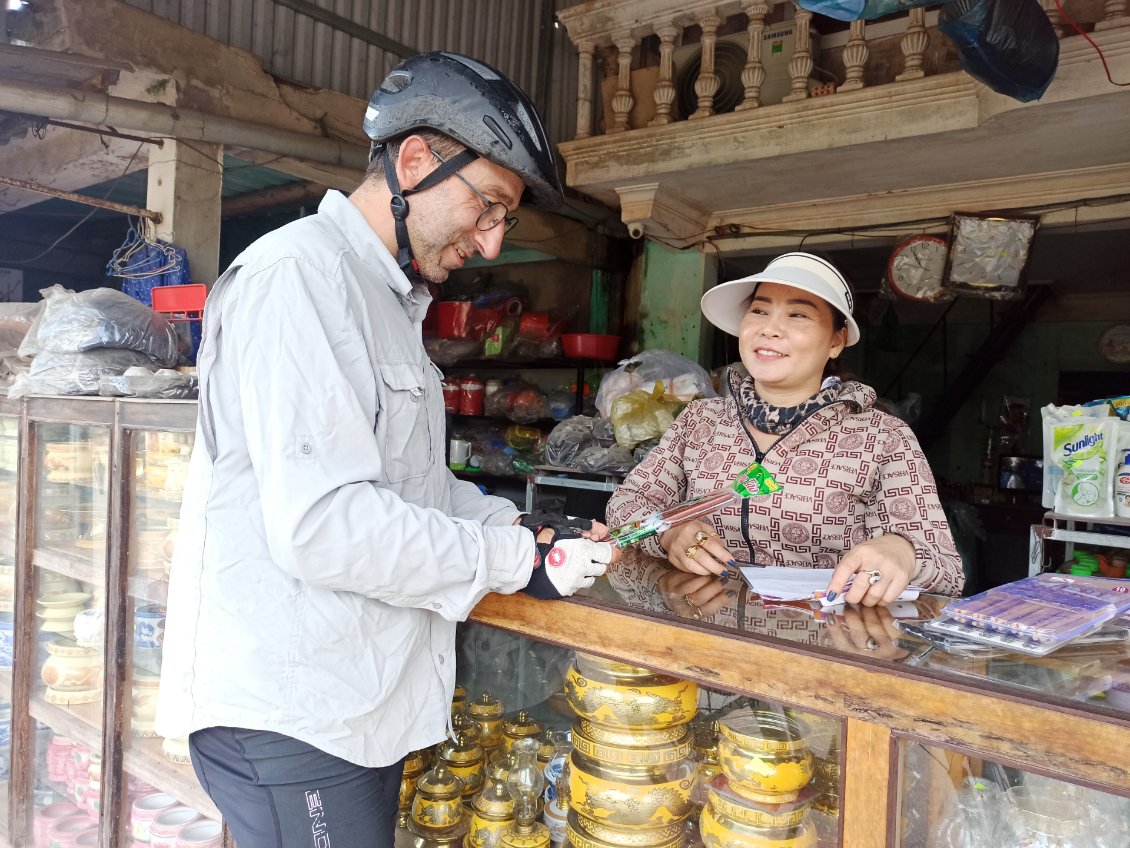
[
  {"xmin": 699, "ymin": 709, "xmax": 817, "ymax": 848},
  {"xmin": 562, "ymin": 652, "xmax": 699, "ymax": 848}
]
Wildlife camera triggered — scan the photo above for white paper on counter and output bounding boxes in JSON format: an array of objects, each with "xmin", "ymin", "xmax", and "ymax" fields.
[{"xmin": 737, "ymin": 564, "xmax": 921, "ymax": 605}]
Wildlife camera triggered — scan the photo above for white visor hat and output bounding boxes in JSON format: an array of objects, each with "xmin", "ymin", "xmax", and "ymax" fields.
[{"xmin": 700, "ymin": 252, "xmax": 860, "ymax": 346}]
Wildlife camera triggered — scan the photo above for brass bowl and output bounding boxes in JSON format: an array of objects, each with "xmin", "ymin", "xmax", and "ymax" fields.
[
  {"xmin": 566, "ymin": 809, "xmax": 686, "ymax": 848},
  {"xmin": 699, "ymin": 803, "xmax": 815, "ymax": 848},
  {"xmin": 564, "ymin": 664, "xmax": 697, "ymax": 731},
  {"xmin": 706, "ymin": 779, "xmax": 811, "ymax": 829},
  {"xmin": 716, "ymin": 712, "xmax": 812, "ymax": 804},
  {"xmin": 569, "ymin": 750, "xmax": 695, "ymax": 829},
  {"xmin": 572, "ymin": 720, "xmax": 693, "ymax": 768}
]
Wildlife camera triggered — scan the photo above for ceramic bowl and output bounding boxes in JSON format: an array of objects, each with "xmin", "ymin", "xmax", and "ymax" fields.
[
  {"xmin": 149, "ymin": 806, "xmax": 201, "ymax": 848},
  {"xmin": 717, "ymin": 711, "xmax": 812, "ymax": 804},
  {"xmin": 41, "ymin": 640, "xmax": 103, "ymax": 692},
  {"xmin": 569, "ymin": 749, "xmax": 696, "ymax": 829},
  {"xmin": 699, "ymin": 802, "xmax": 815, "ymax": 848},
  {"xmin": 564, "ymin": 663, "xmax": 697, "ymax": 731},
  {"xmin": 131, "ymin": 792, "xmax": 178, "ymax": 841},
  {"xmin": 565, "ymin": 809, "xmax": 685, "ymax": 848},
  {"xmin": 176, "ymin": 819, "xmax": 223, "ymax": 848}
]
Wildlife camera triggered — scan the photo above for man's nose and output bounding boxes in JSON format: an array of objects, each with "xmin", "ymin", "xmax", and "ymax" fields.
[{"xmin": 475, "ymin": 225, "xmax": 506, "ymax": 261}]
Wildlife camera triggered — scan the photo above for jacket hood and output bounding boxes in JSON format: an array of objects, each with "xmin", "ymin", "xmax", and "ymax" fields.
[{"xmin": 837, "ymin": 379, "xmax": 876, "ymax": 413}]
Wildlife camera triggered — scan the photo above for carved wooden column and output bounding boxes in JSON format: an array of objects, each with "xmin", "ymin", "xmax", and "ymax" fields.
[
  {"xmin": 691, "ymin": 15, "xmax": 722, "ymax": 118},
  {"xmin": 1041, "ymin": 0, "xmax": 1066, "ymax": 37},
  {"xmin": 895, "ymin": 7, "xmax": 929, "ymax": 81},
  {"xmin": 736, "ymin": 1, "xmax": 770, "ymax": 110},
  {"xmin": 1095, "ymin": 0, "xmax": 1130, "ymax": 29},
  {"xmin": 650, "ymin": 24, "xmax": 680, "ymax": 126},
  {"xmin": 575, "ymin": 41, "xmax": 595, "ymax": 139},
  {"xmin": 840, "ymin": 19, "xmax": 869, "ymax": 91},
  {"xmin": 783, "ymin": 5, "xmax": 814, "ymax": 102},
  {"xmin": 609, "ymin": 33, "xmax": 637, "ymax": 134}
]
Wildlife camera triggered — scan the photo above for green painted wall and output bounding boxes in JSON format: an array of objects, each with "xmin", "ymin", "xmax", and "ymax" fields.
[{"xmin": 637, "ymin": 240, "xmax": 716, "ymax": 362}]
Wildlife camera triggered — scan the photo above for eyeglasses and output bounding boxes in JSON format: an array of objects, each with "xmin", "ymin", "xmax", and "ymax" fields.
[{"xmin": 431, "ymin": 150, "xmax": 519, "ymax": 234}]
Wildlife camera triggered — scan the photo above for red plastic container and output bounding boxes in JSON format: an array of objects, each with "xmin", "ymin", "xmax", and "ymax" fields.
[
  {"xmin": 436, "ymin": 301, "xmax": 472, "ymax": 339},
  {"xmin": 562, "ymin": 333, "xmax": 621, "ymax": 362}
]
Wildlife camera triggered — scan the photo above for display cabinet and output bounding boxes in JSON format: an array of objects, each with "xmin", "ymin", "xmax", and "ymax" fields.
[{"xmin": 2, "ymin": 397, "xmax": 220, "ymax": 848}]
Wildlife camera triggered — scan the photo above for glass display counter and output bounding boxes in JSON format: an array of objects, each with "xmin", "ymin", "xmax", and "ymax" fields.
[{"xmin": 0, "ymin": 397, "xmax": 1126, "ymax": 848}]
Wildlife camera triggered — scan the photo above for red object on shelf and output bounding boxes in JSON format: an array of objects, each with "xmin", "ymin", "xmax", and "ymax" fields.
[
  {"xmin": 441, "ymin": 381, "xmax": 460, "ymax": 413},
  {"xmin": 151, "ymin": 284, "xmax": 207, "ymax": 322},
  {"xmin": 459, "ymin": 376, "xmax": 484, "ymax": 415},
  {"xmin": 436, "ymin": 301, "xmax": 472, "ymax": 339},
  {"xmin": 562, "ymin": 333, "xmax": 621, "ymax": 362}
]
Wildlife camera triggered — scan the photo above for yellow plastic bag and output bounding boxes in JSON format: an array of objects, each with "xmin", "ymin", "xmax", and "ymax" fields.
[{"xmin": 610, "ymin": 383, "xmax": 685, "ymax": 449}]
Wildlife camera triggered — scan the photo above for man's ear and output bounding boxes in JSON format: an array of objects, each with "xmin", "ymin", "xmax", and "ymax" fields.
[{"xmin": 396, "ymin": 135, "xmax": 434, "ymax": 191}]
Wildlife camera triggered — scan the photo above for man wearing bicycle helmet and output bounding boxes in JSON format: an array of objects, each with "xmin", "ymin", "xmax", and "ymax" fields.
[{"xmin": 157, "ymin": 52, "xmax": 619, "ymax": 848}]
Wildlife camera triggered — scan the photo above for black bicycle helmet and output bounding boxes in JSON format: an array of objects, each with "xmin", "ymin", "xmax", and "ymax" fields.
[{"xmin": 364, "ymin": 51, "xmax": 563, "ymax": 210}]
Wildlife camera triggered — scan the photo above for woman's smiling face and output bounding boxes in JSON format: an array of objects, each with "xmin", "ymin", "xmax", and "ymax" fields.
[{"xmin": 738, "ymin": 282, "xmax": 847, "ymax": 403}]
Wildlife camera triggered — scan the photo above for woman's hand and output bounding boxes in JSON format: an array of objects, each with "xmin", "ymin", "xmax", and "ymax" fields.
[
  {"xmin": 823, "ymin": 605, "xmax": 909, "ymax": 661},
  {"xmin": 659, "ymin": 521, "xmax": 735, "ymax": 577},
  {"xmin": 658, "ymin": 570, "xmax": 733, "ymax": 620},
  {"xmin": 826, "ymin": 533, "xmax": 916, "ymax": 607}
]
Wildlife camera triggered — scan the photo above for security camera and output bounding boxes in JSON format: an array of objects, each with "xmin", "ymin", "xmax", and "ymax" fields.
[{"xmin": 627, "ymin": 222, "xmax": 645, "ymax": 240}]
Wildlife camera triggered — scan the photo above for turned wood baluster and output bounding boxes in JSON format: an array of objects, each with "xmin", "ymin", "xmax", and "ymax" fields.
[
  {"xmin": 840, "ymin": 19, "xmax": 869, "ymax": 91},
  {"xmin": 895, "ymin": 7, "xmax": 929, "ymax": 81},
  {"xmin": 1095, "ymin": 0, "xmax": 1130, "ymax": 30},
  {"xmin": 783, "ymin": 5, "xmax": 814, "ymax": 102},
  {"xmin": 650, "ymin": 24, "xmax": 680, "ymax": 126},
  {"xmin": 691, "ymin": 15, "xmax": 722, "ymax": 119},
  {"xmin": 575, "ymin": 41, "xmax": 595, "ymax": 139},
  {"xmin": 737, "ymin": 1, "xmax": 770, "ymax": 110},
  {"xmin": 609, "ymin": 33, "xmax": 636, "ymax": 133}
]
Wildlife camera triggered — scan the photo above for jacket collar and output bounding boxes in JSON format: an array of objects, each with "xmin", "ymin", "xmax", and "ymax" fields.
[{"xmin": 317, "ymin": 190, "xmax": 414, "ymax": 301}]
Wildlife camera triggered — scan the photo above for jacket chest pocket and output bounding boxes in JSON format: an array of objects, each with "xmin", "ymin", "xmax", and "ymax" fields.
[{"xmin": 377, "ymin": 362, "xmax": 432, "ymax": 483}]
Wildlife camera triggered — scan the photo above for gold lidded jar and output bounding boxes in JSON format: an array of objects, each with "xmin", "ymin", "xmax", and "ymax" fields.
[
  {"xmin": 717, "ymin": 710, "xmax": 812, "ymax": 804},
  {"xmin": 501, "ymin": 711, "xmax": 543, "ymax": 755},
  {"xmin": 699, "ymin": 801, "xmax": 815, "ymax": 848},
  {"xmin": 571, "ymin": 720, "xmax": 692, "ymax": 770},
  {"xmin": 399, "ymin": 750, "xmax": 431, "ymax": 826},
  {"xmin": 565, "ymin": 809, "xmax": 685, "ymax": 848},
  {"xmin": 466, "ymin": 776, "xmax": 516, "ymax": 848},
  {"xmin": 706, "ymin": 776, "xmax": 811, "ymax": 830},
  {"xmin": 469, "ymin": 692, "xmax": 505, "ymax": 752},
  {"xmin": 564, "ymin": 656, "xmax": 697, "ymax": 731},
  {"xmin": 412, "ymin": 765, "xmax": 466, "ymax": 831},
  {"xmin": 452, "ymin": 684, "xmax": 468, "ymax": 717},
  {"xmin": 438, "ymin": 714, "xmax": 485, "ymax": 799},
  {"xmin": 569, "ymin": 748, "xmax": 696, "ymax": 830}
]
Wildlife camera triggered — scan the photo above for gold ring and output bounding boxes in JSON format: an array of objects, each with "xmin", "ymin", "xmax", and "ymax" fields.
[
  {"xmin": 685, "ymin": 545, "xmax": 699, "ymax": 560},
  {"xmin": 683, "ymin": 594, "xmax": 698, "ymax": 608},
  {"xmin": 693, "ymin": 531, "xmax": 709, "ymax": 545},
  {"xmin": 691, "ymin": 609, "xmax": 703, "ymax": 620}
]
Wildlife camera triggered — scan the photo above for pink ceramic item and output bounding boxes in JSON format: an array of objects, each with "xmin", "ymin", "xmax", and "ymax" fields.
[
  {"xmin": 72, "ymin": 829, "xmax": 100, "ymax": 848},
  {"xmin": 47, "ymin": 815, "xmax": 95, "ymax": 847},
  {"xmin": 46, "ymin": 736, "xmax": 75, "ymax": 783},
  {"xmin": 176, "ymin": 819, "xmax": 223, "ymax": 848},
  {"xmin": 149, "ymin": 806, "xmax": 201, "ymax": 848},
  {"xmin": 33, "ymin": 801, "xmax": 80, "ymax": 845},
  {"xmin": 131, "ymin": 792, "xmax": 178, "ymax": 841}
]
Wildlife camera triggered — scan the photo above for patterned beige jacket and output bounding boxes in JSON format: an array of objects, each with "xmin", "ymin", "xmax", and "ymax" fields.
[{"xmin": 606, "ymin": 380, "xmax": 965, "ymax": 596}]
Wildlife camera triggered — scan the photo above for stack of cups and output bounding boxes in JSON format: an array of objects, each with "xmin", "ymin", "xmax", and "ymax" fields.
[{"xmin": 563, "ymin": 652, "xmax": 699, "ymax": 848}]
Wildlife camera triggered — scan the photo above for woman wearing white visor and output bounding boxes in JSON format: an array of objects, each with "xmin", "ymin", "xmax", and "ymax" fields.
[{"xmin": 606, "ymin": 252, "xmax": 963, "ymax": 607}]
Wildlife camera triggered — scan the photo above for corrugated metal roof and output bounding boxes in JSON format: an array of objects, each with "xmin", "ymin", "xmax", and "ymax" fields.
[{"xmin": 122, "ymin": 0, "xmax": 579, "ymax": 144}]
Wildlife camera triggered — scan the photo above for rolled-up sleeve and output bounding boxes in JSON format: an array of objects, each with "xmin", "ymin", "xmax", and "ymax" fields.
[{"xmin": 220, "ymin": 259, "xmax": 533, "ymax": 620}]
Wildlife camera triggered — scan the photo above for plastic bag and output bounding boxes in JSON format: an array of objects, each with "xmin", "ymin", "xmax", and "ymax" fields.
[
  {"xmin": 610, "ymin": 384, "xmax": 685, "ymax": 449},
  {"xmin": 0, "ymin": 302, "xmax": 42, "ymax": 359},
  {"xmin": 1041, "ymin": 403, "xmax": 1117, "ymax": 517},
  {"xmin": 19, "ymin": 285, "xmax": 179, "ymax": 366},
  {"xmin": 798, "ymin": 0, "xmax": 933, "ymax": 21},
  {"xmin": 98, "ymin": 368, "xmax": 198, "ymax": 399},
  {"xmin": 9, "ymin": 349, "xmax": 160, "ymax": 398},
  {"xmin": 595, "ymin": 350, "xmax": 716, "ymax": 419},
  {"xmin": 574, "ymin": 445, "xmax": 637, "ymax": 474},
  {"xmin": 938, "ymin": 0, "xmax": 1059, "ymax": 103},
  {"xmin": 544, "ymin": 416, "xmax": 596, "ymax": 468}
]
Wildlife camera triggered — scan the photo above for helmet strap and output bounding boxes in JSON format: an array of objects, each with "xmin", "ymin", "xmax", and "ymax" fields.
[{"xmin": 382, "ymin": 146, "xmax": 479, "ymax": 279}]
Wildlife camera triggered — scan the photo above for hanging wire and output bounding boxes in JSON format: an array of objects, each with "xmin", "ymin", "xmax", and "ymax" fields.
[{"xmin": 3, "ymin": 142, "xmax": 147, "ymax": 265}]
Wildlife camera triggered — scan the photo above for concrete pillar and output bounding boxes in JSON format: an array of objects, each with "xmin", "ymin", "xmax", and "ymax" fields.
[
  {"xmin": 637, "ymin": 240, "xmax": 716, "ymax": 363},
  {"xmin": 146, "ymin": 140, "xmax": 223, "ymax": 285}
]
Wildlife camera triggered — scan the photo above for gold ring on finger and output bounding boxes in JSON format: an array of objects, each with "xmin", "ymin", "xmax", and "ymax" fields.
[
  {"xmin": 693, "ymin": 530, "xmax": 709, "ymax": 545},
  {"xmin": 685, "ymin": 545, "xmax": 699, "ymax": 560},
  {"xmin": 683, "ymin": 594, "xmax": 698, "ymax": 608}
]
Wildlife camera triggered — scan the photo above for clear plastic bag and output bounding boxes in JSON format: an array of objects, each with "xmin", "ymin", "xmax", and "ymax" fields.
[
  {"xmin": 98, "ymin": 369, "xmax": 198, "ymax": 399},
  {"xmin": 595, "ymin": 350, "xmax": 716, "ymax": 419},
  {"xmin": 610, "ymin": 384, "xmax": 685, "ymax": 449},
  {"xmin": 574, "ymin": 445, "xmax": 636, "ymax": 474},
  {"xmin": 8, "ymin": 349, "xmax": 160, "ymax": 398},
  {"xmin": 19, "ymin": 285, "xmax": 179, "ymax": 366},
  {"xmin": 0, "ymin": 302, "xmax": 42, "ymax": 359},
  {"xmin": 544, "ymin": 416, "xmax": 595, "ymax": 468}
]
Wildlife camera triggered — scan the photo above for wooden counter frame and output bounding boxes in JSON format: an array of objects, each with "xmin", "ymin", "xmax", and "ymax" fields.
[{"xmin": 470, "ymin": 592, "xmax": 1130, "ymax": 845}]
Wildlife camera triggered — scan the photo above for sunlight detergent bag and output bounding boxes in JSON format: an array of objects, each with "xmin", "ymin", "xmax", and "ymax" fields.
[{"xmin": 1042, "ymin": 403, "xmax": 1116, "ymax": 517}]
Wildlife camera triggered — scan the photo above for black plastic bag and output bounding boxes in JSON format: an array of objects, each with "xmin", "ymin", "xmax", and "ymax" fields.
[{"xmin": 939, "ymin": 0, "xmax": 1059, "ymax": 103}]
